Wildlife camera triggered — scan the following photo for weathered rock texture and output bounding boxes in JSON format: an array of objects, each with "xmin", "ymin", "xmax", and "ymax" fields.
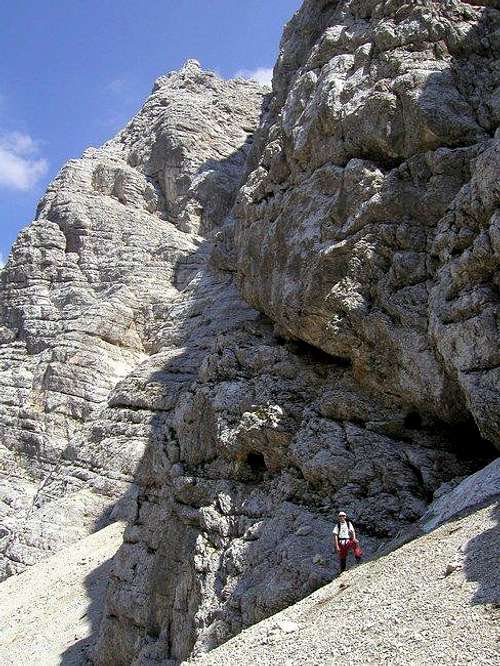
[
  {"xmin": 0, "ymin": 1, "xmax": 498, "ymax": 665},
  {"xmin": 95, "ymin": 2, "xmax": 499, "ymax": 663},
  {"xmin": 231, "ymin": 0, "xmax": 500, "ymax": 444},
  {"xmin": 0, "ymin": 60, "xmax": 266, "ymax": 579}
]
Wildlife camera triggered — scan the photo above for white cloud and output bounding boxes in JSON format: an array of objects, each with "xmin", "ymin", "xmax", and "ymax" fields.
[
  {"xmin": 235, "ymin": 67, "xmax": 273, "ymax": 86},
  {"xmin": 106, "ymin": 78, "xmax": 131, "ymax": 96},
  {"xmin": 0, "ymin": 252, "xmax": 5, "ymax": 269},
  {"xmin": 0, "ymin": 131, "xmax": 48, "ymax": 191}
]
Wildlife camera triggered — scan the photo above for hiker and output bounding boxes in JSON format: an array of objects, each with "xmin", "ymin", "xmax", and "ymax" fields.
[{"xmin": 333, "ymin": 511, "xmax": 363, "ymax": 573}]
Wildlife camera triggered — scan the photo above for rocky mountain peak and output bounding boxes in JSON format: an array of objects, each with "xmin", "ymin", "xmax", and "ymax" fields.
[
  {"xmin": 0, "ymin": 1, "xmax": 498, "ymax": 665},
  {"xmin": 153, "ymin": 59, "xmax": 214, "ymax": 92},
  {"xmin": 0, "ymin": 61, "xmax": 266, "ymax": 583},
  {"xmin": 181, "ymin": 58, "xmax": 202, "ymax": 72}
]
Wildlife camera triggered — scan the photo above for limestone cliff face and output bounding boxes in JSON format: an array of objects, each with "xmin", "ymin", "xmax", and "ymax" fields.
[
  {"xmin": 231, "ymin": 0, "xmax": 500, "ymax": 446},
  {"xmin": 0, "ymin": 61, "xmax": 265, "ymax": 578},
  {"xmin": 94, "ymin": 3, "xmax": 498, "ymax": 664},
  {"xmin": 0, "ymin": 2, "xmax": 498, "ymax": 666}
]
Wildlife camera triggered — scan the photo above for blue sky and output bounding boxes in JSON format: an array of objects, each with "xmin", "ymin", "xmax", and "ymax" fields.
[{"xmin": 0, "ymin": 0, "xmax": 301, "ymax": 265}]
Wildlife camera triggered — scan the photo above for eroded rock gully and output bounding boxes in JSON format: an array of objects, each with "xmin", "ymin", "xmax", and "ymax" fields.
[{"xmin": 0, "ymin": 2, "xmax": 498, "ymax": 665}]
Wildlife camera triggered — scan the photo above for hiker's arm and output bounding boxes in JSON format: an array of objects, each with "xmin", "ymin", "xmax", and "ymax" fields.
[
  {"xmin": 350, "ymin": 524, "xmax": 357, "ymax": 540},
  {"xmin": 333, "ymin": 534, "xmax": 339, "ymax": 552}
]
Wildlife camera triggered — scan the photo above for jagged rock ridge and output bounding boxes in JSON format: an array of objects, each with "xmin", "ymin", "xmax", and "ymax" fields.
[{"xmin": 0, "ymin": 1, "xmax": 498, "ymax": 665}]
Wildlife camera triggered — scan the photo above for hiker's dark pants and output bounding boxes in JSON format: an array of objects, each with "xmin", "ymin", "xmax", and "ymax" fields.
[{"xmin": 338, "ymin": 539, "xmax": 362, "ymax": 572}]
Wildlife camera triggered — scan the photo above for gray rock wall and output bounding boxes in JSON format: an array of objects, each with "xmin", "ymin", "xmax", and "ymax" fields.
[
  {"xmin": 0, "ymin": 61, "xmax": 265, "ymax": 579},
  {"xmin": 232, "ymin": 0, "xmax": 500, "ymax": 445},
  {"xmin": 0, "ymin": 2, "xmax": 498, "ymax": 665},
  {"xmin": 95, "ymin": 3, "xmax": 499, "ymax": 662}
]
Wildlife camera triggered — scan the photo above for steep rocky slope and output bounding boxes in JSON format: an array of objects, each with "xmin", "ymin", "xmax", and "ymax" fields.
[
  {"xmin": 0, "ymin": 1, "xmax": 498, "ymax": 665},
  {"xmin": 188, "ymin": 498, "xmax": 500, "ymax": 666},
  {"xmin": 95, "ymin": 2, "xmax": 499, "ymax": 663},
  {"xmin": 0, "ymin": 522, "xmax": 125, "ymax": 666},
  {"xmin": 1, "ymin": 474, "xmax": 496, "ymax": 666}
]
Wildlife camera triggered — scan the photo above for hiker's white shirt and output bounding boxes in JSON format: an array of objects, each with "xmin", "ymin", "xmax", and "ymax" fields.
[{"xmin": 333, "ymin": 521, "xmax": 353, "ymax": 540}]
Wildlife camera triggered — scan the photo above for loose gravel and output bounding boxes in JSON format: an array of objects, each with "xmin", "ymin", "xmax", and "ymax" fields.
[
  {"xmin": 0, "ymin": 522, "xmax": 124, "ymax": 666},
  {"xmin": 188, "ymin": 502, "xmax": 500, "ymax": 666}
]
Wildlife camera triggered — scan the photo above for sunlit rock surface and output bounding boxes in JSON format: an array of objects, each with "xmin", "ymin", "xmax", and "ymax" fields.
[
  {"xmin": 0, "ymin": 61, "xmax": 265, "ymax": 579},
  {"xmin": 232, "ymin": 0, "xmax": 500, "ymax": 446},
  {"xmin": 0, "ymin": 1, "xmax": 498, "ymax": 665}
]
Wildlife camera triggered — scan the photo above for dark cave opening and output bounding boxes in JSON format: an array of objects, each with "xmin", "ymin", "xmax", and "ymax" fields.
[
  {"xmin": 449, "ymin": 418, "xmax": 497, "ymax": 464},
  {"xmin": 287, "ymin": 339, "xmax": 352, "ymax": 368},
  {"xmin": 404, "ymin": 411, "xmax": 423, "ymax": 430},
  {"xmin": 246, "ymin": 451, "xmax": 267, "ymax": 474},
  {"xmin": 403, "ymin": 411, "xmax": 495, "ymax": 467}
]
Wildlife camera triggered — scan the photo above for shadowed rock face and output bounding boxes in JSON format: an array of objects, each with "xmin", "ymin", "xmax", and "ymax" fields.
[
  {"xmin": 0, "ymin": 2, "xmax": 499, "ymax": 666},
  {"xmin": 185, "ymin": 499, "xmax": 500, "ymax": 666},
  {"xmin": 93, "ymin": 3, "xmax": 497, "ymax": 664}
]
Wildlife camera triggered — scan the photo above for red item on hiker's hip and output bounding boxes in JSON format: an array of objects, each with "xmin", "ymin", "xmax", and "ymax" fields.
[{"xmin": 338, "ymin": 539, "xmax": 363, "ymax": 559}]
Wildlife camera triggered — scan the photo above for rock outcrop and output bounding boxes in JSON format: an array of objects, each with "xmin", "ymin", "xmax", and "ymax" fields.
[
  {"xmin": 95, "ymin": 2, "xmax": 499, "ymax": 662},
  {"xmin": 421, "ymin": 456, "xmax": 500, "ymax": 532},
  {"xmin": 231, "ymin": 0, "xmax": 500, "ymax": 445},
  {"xmin": 0, "ymin": 1, "xmax": 498, "ymax": 665}
]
